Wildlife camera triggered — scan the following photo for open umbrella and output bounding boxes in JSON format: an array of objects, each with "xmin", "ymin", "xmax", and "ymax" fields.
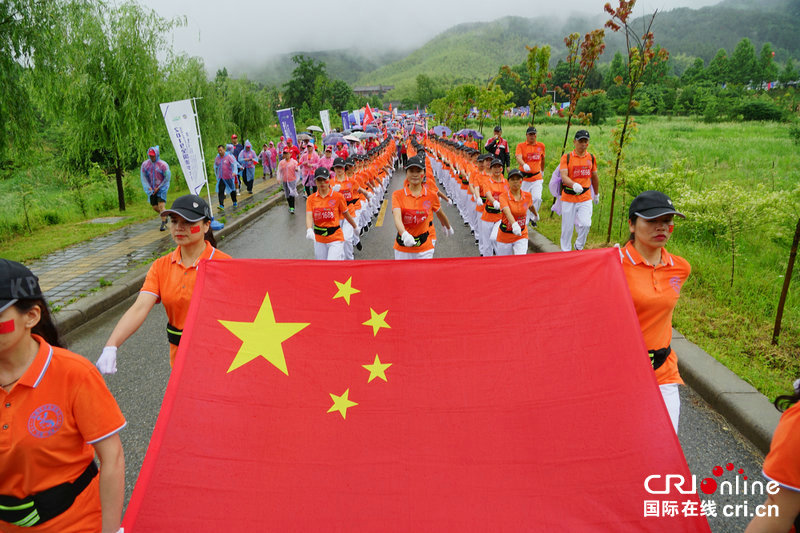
[
  {"xmin": 433, "ymin": 125, "xmax": 452, "ymax": 136},
  {"xmin": 456, "ymin": 128, "xmax": 483, "ymax": 139},
  {"xmin": 323, "ymin": 133, "xmax": 346, "ymax": 146},
  {"xmin": 307, "ymin": 125, "xmax": 323, "ymax": 132},
  {"xmin": 297, "ymin": 133, "xmax": 313, "ymax": 142},
  {"xmin": 343, "ymin": 134, "xmax": 361, "ymax": 142},
  {"xmin": 364, "ymin": 125, "xmax": 380, "ymax": 133},
  {"xmin": 350, "ymin": 131, "xmax": 368, "ymax": 140},
  {"xmin": 350, "ymin": 125, "xmax": 364, "ymax": 131}
]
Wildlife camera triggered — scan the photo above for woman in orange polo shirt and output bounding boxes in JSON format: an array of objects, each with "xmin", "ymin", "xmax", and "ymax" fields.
[
  {"xmin": 0, "ymin": 259, "xmax": 125, "ymax": 533},
  {"xmin": 305, "ymin": 167, "xmax": 357, "ymax": 261},
  {"xmin": 745, "ymin": 382, "xmax": 800, "ymax": 532},
  {"xmin": 496, "ymin": 169, "xmax": 538, "ymax": 256},
  {"xmin": 619, "ymin": 190, "xmax": 690, "ymax": 433},
  {"xmin": 392, "ymin": 155, "xmax": 454, "ymax": 260},
  {"xmin": 96, "ymin": 194, "xmax": 232, "ymax": 374},
  {"xmin": 478, "ymin": 158, "xmax": 509, "ymax": 257}
]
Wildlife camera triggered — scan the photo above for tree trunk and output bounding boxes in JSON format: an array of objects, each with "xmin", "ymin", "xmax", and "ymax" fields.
[
  {"xmin": 772, "ymin": 216, "xmax": 800, "ymax": 345},
  {"xmin": 115, "ymin": 164, "xmax": 126, "ymax": 211},
  {"xmin": 605, "ymin": 93, "xmax": 634, "ymax": 244}
]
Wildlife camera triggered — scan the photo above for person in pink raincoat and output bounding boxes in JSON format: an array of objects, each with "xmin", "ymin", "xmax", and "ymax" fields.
[{"xmin": 298, "ymin": 142, "xmax": 321, "ymax": 196}]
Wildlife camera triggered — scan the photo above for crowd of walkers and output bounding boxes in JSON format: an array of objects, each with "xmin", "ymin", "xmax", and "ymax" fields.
[{"xmin": 2, "ymin": 117, "xmax": 798, "ymax": 533}]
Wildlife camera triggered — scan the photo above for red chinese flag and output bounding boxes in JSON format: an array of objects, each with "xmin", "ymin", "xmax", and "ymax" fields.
[
  {"xmin": 364, "ymin": 103, "xmax": 375, "ymax": 126},
  {"xmin": 123, "ymin": 250, "xmax": 710, "ymax": 532}
]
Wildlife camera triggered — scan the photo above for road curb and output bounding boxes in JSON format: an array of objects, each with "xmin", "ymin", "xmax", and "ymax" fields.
[
  {"xmin": 525, "ymin": 230, "xmax": 778, "ymax": 455},
  {"xmin": 53, "ymin": 187, "xmax": 284, "ymax": 335}
]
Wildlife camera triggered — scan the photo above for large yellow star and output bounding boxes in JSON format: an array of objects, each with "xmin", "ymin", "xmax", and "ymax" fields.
[
  {"xmin": 332, "ymin": 277, "xmax": 360, "ymax": 305},
  {"xmin": 327, "ymin": 389, "xmax": 358, "ymax": 419},
  {"xmin": 219, "ymin": 293, "xmax": 310, "ymax": 374},
  {"xmin": 363, "ymin": 354, "xmax": 392, "ymax": 383},
  {"xmin": 362, "ymin": 308, "xmax": 390, "ymax": 336}
]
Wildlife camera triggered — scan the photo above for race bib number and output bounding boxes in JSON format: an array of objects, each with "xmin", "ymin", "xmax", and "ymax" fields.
[
  {"xmin": 573, "ymin": 165, "xmax": 591, "ymax": 179},
  {"xmin": 402, "ymin": 208, "xmax": 428, "ymax": 226},
  {"xmin": 313, "ymin": 207, "xmax": 336, "ymax": 225}
]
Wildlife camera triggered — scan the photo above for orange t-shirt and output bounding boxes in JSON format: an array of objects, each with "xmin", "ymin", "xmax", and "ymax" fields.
[
  {"xmin": 515, "ymin": 141, "xmax": 546, "ymax": 180},
  {"xmin": 306, "ymin": 190, "xmax": 348, "ymax": 244},
  {"xmin": 141, "ymin": 241, "xmax": 232, "ymax": 366},
  {"xmin": 333, "ymin": 177, "xmax": 357, "ymax": 216},
  {"xmin": 0, "ymin": 336, "xmax": 126, "ymax": 533},
  {"xmin": 559, "ymin": 151, "xmax": 596, "ymax": 203},
  {"xmin": 620, "ymin": 241, "xmax": 691, "ymax": 385},
  {"xmin": 480, "ymin": 178, "xmax": 509, "ymax": 222},
  {"xmin": 762, "ymin": 402, "xmax": 800, "ymax": 493},
  {"xmin": 498, "ymin": 190, "xmax": 532, "ymax": 243},
  {"xmin": 392, "ymin": 185, "xmax": 440, "ymax": 253}
]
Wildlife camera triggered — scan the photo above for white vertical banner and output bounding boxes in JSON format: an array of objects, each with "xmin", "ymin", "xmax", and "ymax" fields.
[
  {"xmin": 160, "ymin": 99, "xmax": 207, "ymax": 195},
  {"xmin": 320, "ymin": 110, "xmax": 331, "ymax": 134},
  {"xmin": 352, "ymin": 109, "xmax": 362, "ymax": 126}
]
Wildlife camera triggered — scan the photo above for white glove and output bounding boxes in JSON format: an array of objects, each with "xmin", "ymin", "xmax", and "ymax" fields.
[
  {"xmin": 476, "ymin": 197, "xmax": 483, "ymax": 206},
  {"xmin": 533, "ymin": 213, "xmax": 540, "ymax": 222},
  {"xmin": 401, "ymin": 231, "xmax": 416, "ymax": 247},
  {"xmin": 332, "ymin": 184, "xmax": 341, "ymax": 192},
  {"xmin": 444, "ymin": 226, "xmax": 455, "ymax": 237},
  {"xmin": 492, "ymin": 200, "xmax": 501, "ymax": 210},
  {"xmin": 571, "ymin": 183, "xmax": 584, "ymax": 194},
  {"xmin": 593, "ymin": 193, "xmax": 600, "ymax": 205},
  {"xmin": 511, "ymin": 222, "xmax": 522, "ymax": 236},
  {"xmin": 306, "ymin": 228, "xmax": 315, "ymax": 241},
  {"xmin": 96, "ymin": 346, "xmax": 118, "ymax": 375},
  {"xmin": 447, "ymin": 197, "xmax": 454, "ymax": 205},
  {"xmin": 522, "ymin": 163, "xmax": 531, "ymax": 172},
  {"xmin": 367, "ymin": 192, "xmax": 374, "ymax": 199}
]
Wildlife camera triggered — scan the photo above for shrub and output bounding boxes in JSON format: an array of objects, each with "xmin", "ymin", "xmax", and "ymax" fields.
[
  {"xmin": 42, "ymin": 211, "xmax": 62, "ymax": 225},
  {"xmin": 732, "ymin": 98, "xmax": 786, "ymax": 121},
  {"xmin": 575, "ymin": 92, "xmax": 610, "ymax": 124}
]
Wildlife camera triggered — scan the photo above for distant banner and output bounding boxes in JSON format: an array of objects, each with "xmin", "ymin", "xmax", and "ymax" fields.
[
  {"xmin": 352, "ymin": 109, "xmax": 362, "ymax": 126},
  {"xmin": 340, "ymin": 111, "xmax": 350, "ymax": 131},
  {"xmin": 276, "ymin": 108, "xmax": 298, "ymax": 145},
  {"xmin": 160, "ymin": 99, "xmax": 206, "ymax": 195},
  {"xmin": 320, "ymin": 110, "xmax": 331, "ymax": 135}
]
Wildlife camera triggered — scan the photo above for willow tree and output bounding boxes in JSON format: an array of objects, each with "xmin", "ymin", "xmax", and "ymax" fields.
[{"xmin": 55, "ymin": 2, "xmax": 182, "ymax": 210}]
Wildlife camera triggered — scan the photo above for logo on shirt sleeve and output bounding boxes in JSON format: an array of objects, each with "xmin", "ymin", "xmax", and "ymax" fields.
[{"xmin": 28, "ymin": 404, "xmax": 63, "ymax": 438}]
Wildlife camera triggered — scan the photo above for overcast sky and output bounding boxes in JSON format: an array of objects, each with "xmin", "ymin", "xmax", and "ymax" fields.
[{"xmin": 134, "ymin": 0, "xmax": 721, "ymax": 73}]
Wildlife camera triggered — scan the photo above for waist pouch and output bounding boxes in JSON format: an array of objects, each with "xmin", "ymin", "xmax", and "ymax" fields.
[
  {"xmin": 485, "ymin": 203, "xmax": 501, "ymax": 214},
  {"xmin": 396, "ymin": 231, "xmax": 429, "ymax": 248},
  {"xmin": 0, "ymin": 461, "xmax": 98, "ymax": 527},
  {"xmin": 561, "ymin": 184, "xmax": 587, "ymax": 196},
  {"xmin": 166, "ymin": 322, "xmax": 182, "ymax": 346},
  {"xmin": 346, "ymin": 198, "xmax": 358, "ymax": 205},
  {"xmin": 522, "ymin": 171, "xmax": 542, "ymax": 178},
  {"xmin": 499, "ymin": 222, "xmax": 520, "ymax": 234},
  {"xmin": 314, "ymin": 225, "xmax": 341, "ymax": 237},
  {"xmin": 648, "ymin": 345, "xmax": 671, "ymax": 370}
]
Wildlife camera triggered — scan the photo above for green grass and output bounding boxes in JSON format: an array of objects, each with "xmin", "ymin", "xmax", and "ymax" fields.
[{"xmin": 499, "ymin": 116, "xmax": 800, "ymax": 400}]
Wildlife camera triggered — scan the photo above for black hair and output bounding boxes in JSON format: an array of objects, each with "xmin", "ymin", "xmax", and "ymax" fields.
[
  {"xmin": 217, "ymin": 144, "xmax": 224, "ymax": 150},
  {"xmin": 13, "ymin": 299, "xmax": 64, "ymax": 348},
  {"xmin": 627, "ymin": 214, "xmax": 638, "ymax": 242}
]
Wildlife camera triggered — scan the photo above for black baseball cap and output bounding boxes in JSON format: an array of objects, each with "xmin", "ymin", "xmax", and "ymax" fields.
[
  {"xmin": 508, "ymin": 169, "xmax": 524, "ymax": 180},
  {"xmin": 493, "ymin": 125, "xmax": 502, "ymax": 132},
  {"xmin": 161, "ymin": 194, "xmax": 212, "ymax": 222},
  {"xmin": 526, "ymin": 127, "xmax": 538, "ymax": 135},
  {"xmin": 574, "ymin": 130, "xmax": 590, "ymax": 140},
  {"xmin": 629, "ymin": 190, "xmax": 686, "ymax": 220},
  {"xmin": 490, "ymin": 158, "xmax": 503, "ymax": 167},
  {"xmin": 345, "ymin": 157, "xmax": 356, "ymax": 167},
  {"xmin": 0, "ymin": 259, "xmax": 44, "ymax": 312},
  {"xmin": 405, "ymin": 156, "xmax": 425, "ymax": 170},
  {"xmin": 314, "ymin": 167, "xmax": 331, "ymax": 181},
  {"xmin": 477, "ymin": 153, "xmax": 492, "ymax": 162},
  {"xmin": 332, "ymin": 157, "xmax": 346, "ymax": 168}
]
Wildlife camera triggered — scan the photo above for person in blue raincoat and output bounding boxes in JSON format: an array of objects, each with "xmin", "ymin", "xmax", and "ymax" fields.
[
  {"xmin": 141, "ymin": 146, "xmax": 172, "ymax": 231},
  {"xmin": 237, "ymin": 140, "xmax": 259, "ymax": 194},
  {"xmin": 214, "ymin": 144, "xmax": 238, "ymax": 209}
]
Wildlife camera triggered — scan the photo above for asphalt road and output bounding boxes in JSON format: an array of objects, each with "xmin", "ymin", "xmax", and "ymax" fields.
[{"xmin": 63, "ymin": 168, "xmax": 765, "ymax": 532}]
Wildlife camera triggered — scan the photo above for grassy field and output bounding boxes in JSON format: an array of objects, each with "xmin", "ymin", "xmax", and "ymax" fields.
[
  {"xmin": 495, "ymin": 116, "xmax": 800, "ymax": 401},
  {"xmin": 0, "ymin": 161, "xmax": 192, "ymax": 263}
]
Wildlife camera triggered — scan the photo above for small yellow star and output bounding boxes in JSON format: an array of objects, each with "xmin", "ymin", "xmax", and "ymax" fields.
[
  {"xmin": 363, "ymin": 354, "xmax": 392, "ymax": 383},
  {"xmin": 332, "ymin": 277, "xmax": 360, "ymax": 305},
  {"xmin": 362, "ymin": 308, "xmax": 390, "ymax": 336},
  {"xmin": 327, "ymin": 389, "xmax": 358, "ymax": 419},
  {"xmin": 219, "ymin": 293, "xmax": 310, "ymax": 374}
]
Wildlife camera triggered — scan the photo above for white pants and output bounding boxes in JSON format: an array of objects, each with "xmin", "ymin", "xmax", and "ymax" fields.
[
  {"xmin": 496, "ymin": 239, "xmax": 528, "ymax": 256},
  {"xmin": 479, "ymin": 219, "xmax": 498, "ymax": 256},
  {"xmin": 521, "ymin": 180, "xmax": 543, "ymax": 219},
  {"xmin": 394, "ymin": 248, "xmax": 435, "ymax": 260},
  {"xmin": 660, "ymin": 384, "xmax": 680, "ymax": 433},
  {"xmin": 314, "ymin": 240, "xmax": 344, "ymax": 260},
  {"xmin": 560, "ymin": 199, "xmax": 593, "ymax": 251},
  {"xmin": 340, "ymin": 222, "xmax": 355, "ymax": 260}
]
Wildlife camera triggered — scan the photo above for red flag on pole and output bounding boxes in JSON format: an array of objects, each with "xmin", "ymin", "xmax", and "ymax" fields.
[
  {"xmin": 364, "ymin": 103, "xmax": 375, "ymax": 126},
  {"xmin": 123, "ymin": 251, "xmax": 710, "ymax": 532}
]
